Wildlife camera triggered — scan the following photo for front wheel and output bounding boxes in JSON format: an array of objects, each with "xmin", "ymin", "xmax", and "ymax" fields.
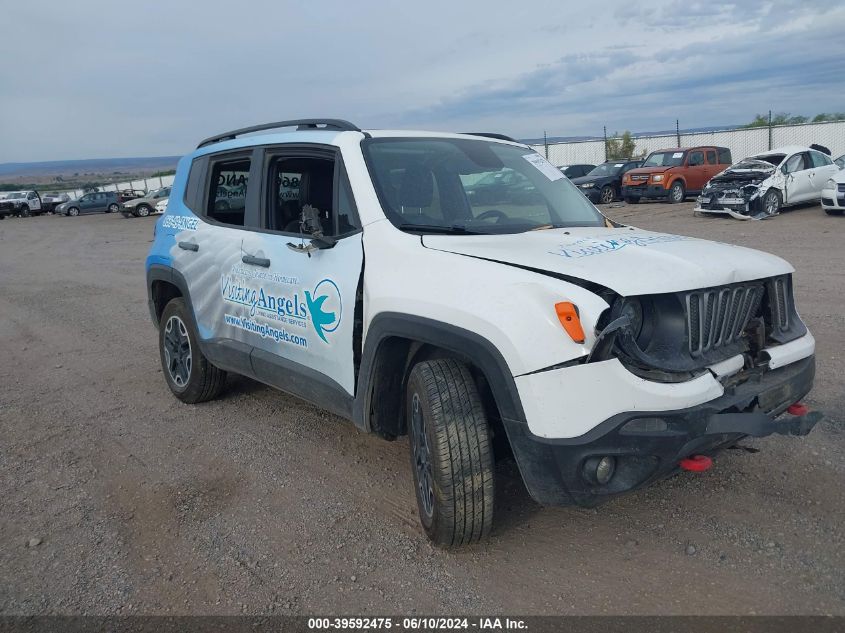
[
  {"xmin": 669, "ymin": 180, "xmax": 686, "ymax": 203},
  {"xmin": 763, "ymin": 189, "xmax": 782, "ymax": 216},
  {"xmin": 406, "ymin": 359, "xmax": 494, "ymax": 547},
  {"xmin": 599, "ymin": 185, "xmax": 615, "ymax": 204},
  {"xmin": 159, "ymin": 298, "xmax": 227, "ymax": 403},
  {"xmin": 624, "ymin": 196, "xmax": 640, "ymax": 204},
  {"xmin": 825, "ymin": 208, "xmax": 843, "ymax": 216},
  {"xmin": 20, "ymin": 205, "xmax": 30, "ymax": 217},
  {"xmin": 68, "ymin": 207, "xmax": 80, "ymax": 217},
  {"xmin": 136, "ymin": 205, "xmax": 151, "ymax": 217}
]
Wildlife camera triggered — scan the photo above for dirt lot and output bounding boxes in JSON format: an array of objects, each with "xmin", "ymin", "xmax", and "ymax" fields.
[{"xmin": 0, "ymin": 201, "xmax": 843, "ymax": 615}]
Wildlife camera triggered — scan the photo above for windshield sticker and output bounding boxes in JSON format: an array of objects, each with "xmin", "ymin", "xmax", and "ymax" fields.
[
  {"xmin": 672, "ymin": 152, "xmax": 683, "ymax": 158},
  {"xmin": 523, "ymin": 153, "xmax": 564, "ymax": 181},
  {"xmin": 614, "ymin": 163, "xmax": 623, "ymax": 167},
  {"xmin": 548, "ymin": 234, "xmax": 690, "ymax": 259}
]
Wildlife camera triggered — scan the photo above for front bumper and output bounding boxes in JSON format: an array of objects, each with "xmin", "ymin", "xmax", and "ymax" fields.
[
  {"xmin": 505, "ymin": 346, "xmax": 818, "ymax": 506},
  {"xmin": 622, "ymin": 184, "xmax": 669, "ymax": 200},
  {"xmin": 821, "ymin": 186, "xmax": 844, "ymax": 210},
  {"xmin": 578, "ymin": 187, "xmax": 601, "ymax": 202}
]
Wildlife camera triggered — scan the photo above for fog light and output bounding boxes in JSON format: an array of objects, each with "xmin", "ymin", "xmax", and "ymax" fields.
[{"xmin": 584, "ymin": 456, "xmax": 616, "ymax": 485}]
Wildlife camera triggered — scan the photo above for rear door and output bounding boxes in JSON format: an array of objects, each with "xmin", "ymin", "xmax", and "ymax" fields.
[
  {"xmin": 240, "ymin": 144, "xmax": 364, "ymax": 407},
  {"xmin": 809, "ymin": 150, "xmax": 838, "ymax": 195}
]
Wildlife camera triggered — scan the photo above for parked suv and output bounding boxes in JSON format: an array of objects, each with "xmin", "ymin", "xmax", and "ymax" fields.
[
  {"xmin": 0, "ymin": 190, "xmax": 43, "ymax": 217},
  {"xmin": 56, "ymin": 191, "xmax": 120, "ymax": 216},
  {"xmin": 622, "ymin": 146, "xmax": 732, "ymax": 203},
  {"xmin": 146, "ymin": 120, "xmax": 819, "ymax": 546}
]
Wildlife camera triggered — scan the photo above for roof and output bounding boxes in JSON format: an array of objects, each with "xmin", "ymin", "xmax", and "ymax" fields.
[{"xmin": 753, "ymin": 145, "xmax": 810, "ymax": 156}]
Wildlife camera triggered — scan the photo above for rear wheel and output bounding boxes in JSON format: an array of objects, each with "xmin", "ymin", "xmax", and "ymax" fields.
[
  {"xmin": 159, "ymin": 298, "xmax": 227, "ymax": 403},
  {"xmin": 406, "ymin": 359, "xmax": 494, "ymax": 547},
  {"xmin": 669, "ymin": 180, "xmax": 686, "ymax": 203},
  {"xmin": 107, "ymin": 203, "xmax": 119, "ymax": 213},
  {"xmin": 599, "ymin": 185, "xmax": 615, "ymax": 204}
]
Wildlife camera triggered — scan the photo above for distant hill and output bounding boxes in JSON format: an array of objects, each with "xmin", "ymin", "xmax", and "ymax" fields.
[{"xmin": 0, "ymin": 156, "xmax": 180, "ymax": 180}]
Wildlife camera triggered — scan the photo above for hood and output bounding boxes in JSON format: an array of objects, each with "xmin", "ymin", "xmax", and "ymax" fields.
[
  {"xmin": 421, "ymin": 227, "xmax": 792, "ymax": 296},
  {"xmin": 625, "ymin": 166, "xmax": 670, "ymax": 177},
  {"xmin": 570, "ymin": 174, "xmax": 608, "ymax": 186}
]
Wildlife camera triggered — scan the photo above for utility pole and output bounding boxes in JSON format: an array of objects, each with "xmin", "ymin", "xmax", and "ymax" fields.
[
  {"xmin": 768, "ymin": 110, "xmax": 773, "ymax": 150},
  {"xmin": 603, "ymin": 126, "xmax": 608, "ymax": 162}
]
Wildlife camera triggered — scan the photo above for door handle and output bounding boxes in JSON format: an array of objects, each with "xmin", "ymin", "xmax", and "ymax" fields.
[
  {"xmin": 178, "ymin": 241, "xmax": 199, "ymax": 252},
  {"xmin": 242, "ymin": 254, "xmax": 270, "ymax": 267}
]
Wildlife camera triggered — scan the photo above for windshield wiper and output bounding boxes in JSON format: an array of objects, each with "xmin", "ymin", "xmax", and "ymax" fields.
[{"xmin": 397, "ymin": 223, "xmax": 485, "ymax": 235}]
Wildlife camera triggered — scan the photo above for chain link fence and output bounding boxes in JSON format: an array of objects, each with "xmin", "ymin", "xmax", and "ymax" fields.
[
  {"xmin": 530, "ymin": 119, "xmax": 845, "ymax": 166},
  {"xmin": 51, "ymin": 174, "xmax": 176, "ymax": 200}
]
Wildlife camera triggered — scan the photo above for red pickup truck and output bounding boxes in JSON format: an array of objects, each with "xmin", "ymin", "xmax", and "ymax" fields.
[{"xmin": 621, "ymin": 146, "xmax": 732, "ymax": 203}]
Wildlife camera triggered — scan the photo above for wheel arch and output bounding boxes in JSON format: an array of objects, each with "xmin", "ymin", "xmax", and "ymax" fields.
[
  {"xmin": 353, "ymin": 313, "xmax": 526, "ymax": 441},
  {"xmin": 146, "ymin": 264, "xmax": 195, "ymax": 329}
]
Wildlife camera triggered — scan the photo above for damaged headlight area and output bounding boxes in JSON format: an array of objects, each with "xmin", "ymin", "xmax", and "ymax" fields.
[
  {"xmin": 696, "ymin": 160, "xmax": 777, "ymax": 219},
  {"xmin": 587, "ymin": 274, "xmax": 807, "ymax": 382}
]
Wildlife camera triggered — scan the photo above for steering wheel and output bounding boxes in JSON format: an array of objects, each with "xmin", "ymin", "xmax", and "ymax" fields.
[{"xmin": 476, "ymin": 209, "xmax": 507, "ymax": 223}]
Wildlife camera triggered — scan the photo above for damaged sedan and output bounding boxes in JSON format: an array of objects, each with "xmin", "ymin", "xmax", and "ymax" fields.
[{"xmin": 695, "ymin": 145, "xmax": 839, "ymax": 220}]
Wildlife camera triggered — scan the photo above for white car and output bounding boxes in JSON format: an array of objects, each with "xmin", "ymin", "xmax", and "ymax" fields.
[
  {"xmin": 155, "ymin": 198, "xmax": 168, "ymax": 214},
  {"xmin": 821, "ymin": 169, "xmax": 845, "ymax": 215},
  {"xmin": 695, "ymin": 146, "xmax": 840, "ymax": 219},
  {"xmin": 145, "ymin": 120, "xmax": 820, "ymax": 545}
]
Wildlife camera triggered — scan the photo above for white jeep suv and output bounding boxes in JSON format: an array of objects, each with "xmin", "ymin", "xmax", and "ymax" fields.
[{"xmin": 146, "ymin": 119, "xmax": 820, "ymax": 546}]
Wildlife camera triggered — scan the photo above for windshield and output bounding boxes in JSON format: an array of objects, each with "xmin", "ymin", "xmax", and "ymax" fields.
[
  {"xmin": 587, "ymin": 163, "xmax": 625, "ymax": 177},
  {"xmin": 643, "ymin": 151, "xmax": 685, "ymax": 167},
  {"xmin": 363, "ymin": 138, "xmax": 605, "ymax": 233},
  {"xmin": 752, "ymin": 154, "xmax": 786, "ymax": 166},
  {"xmin": 730, "ymin": 159, "xmax": 777, "ymax": 172}
]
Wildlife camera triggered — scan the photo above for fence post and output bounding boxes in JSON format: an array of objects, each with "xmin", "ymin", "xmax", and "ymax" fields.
[
  {"xmin": 768, "ymin": 110, "xmax": 773, "ymax": 150},
  {"xmin": 543, "ymin": 131, "xmax": 548, "ymax": 160},
  {"xmin": 603, "ymin": 126, "xmax": 608, "ymax": 162},
  {"xmin": 676, "ymin": 119, "xmax": 681, "ymax": 147}
]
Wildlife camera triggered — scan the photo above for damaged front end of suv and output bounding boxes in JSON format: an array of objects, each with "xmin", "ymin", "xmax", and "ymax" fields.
[{"xmin": 695, "ymin": 159, "xmax": 781, "ymax": 220}]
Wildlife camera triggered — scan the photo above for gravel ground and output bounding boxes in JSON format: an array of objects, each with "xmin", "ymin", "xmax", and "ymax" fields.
[{"xmin": 0, "ymin": 201, "xmax": 842, "ymax": 615}]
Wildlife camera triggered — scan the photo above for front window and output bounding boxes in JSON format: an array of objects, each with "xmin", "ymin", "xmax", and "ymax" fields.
[
  {"xmin": 363, "ymin": 138, "xmax": 604, "ymax": 234},
  {"xmin": 642, "ymin": 151, "xmax": 685, "ymax": 167}
]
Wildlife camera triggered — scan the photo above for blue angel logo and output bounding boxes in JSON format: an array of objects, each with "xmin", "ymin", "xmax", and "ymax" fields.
[{"xmin": 305, "ymin": 279, "xmax": 342, "ymax": 343}]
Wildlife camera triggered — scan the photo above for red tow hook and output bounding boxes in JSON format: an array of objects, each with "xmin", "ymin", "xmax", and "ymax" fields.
[
  {"xmin": 787, "ymin": 402, "xmax": 809, "ymax": 416},
  {"xmin": 679, "ymin": 455, "xmax": 713, "ymax": 472}
]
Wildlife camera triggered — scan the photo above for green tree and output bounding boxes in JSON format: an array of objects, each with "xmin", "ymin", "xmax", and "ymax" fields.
[{"xmin": 606, "ymin": 130, "xmax": 638, "ymax": 160}]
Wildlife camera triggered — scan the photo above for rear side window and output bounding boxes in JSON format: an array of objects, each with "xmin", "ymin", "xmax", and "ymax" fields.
[
  {"xmin": 705, "ymin": 150, "xmax": 716, "ymax": 165},
  {"xmin": 718, "ymin": 148, "xmax": 732, "ymax": 164},
  {"xmin": 207, "ymin": 157, "xmax": 250, "ymax": 226}
]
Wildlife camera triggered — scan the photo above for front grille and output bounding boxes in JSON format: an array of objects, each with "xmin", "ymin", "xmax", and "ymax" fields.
[
  {"xmin": 838, "ymin": 183, "xmax": 845, "ymax": 193},
  {"xmin": 685, "ymin": 283, "xmax": 764, "ymax": 356}
]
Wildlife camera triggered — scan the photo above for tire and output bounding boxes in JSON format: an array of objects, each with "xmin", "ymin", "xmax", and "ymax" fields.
[
  {"xmin": 669, "ymin": 180, "xmax": 686, "ymax": 203},
  {"xmin": 158, "ymin": 298, "xmax": 227, "ymax": 403},
  {"xmin": 136, "ymin": 205, "xmax": 151, "ymax": 217},
  {"xmin": 624, "ymin": 196, "xmax": 640, "ymax": 204},
  {"xmin": 406, "ymin": 359, "xmax": 494, "ymax": 546},
  {"xmin": 763, "ymin": 189, "xmax": 782, "ymax": 216},
  {"xmin": 598, "ymin": 185, "xmax": 615, "ymax": 204},
  {"xmin": 107, "ymin": 203, "xmax": 119, "ymax": 213},
  {"xmin": 68, "ymin": 207, "xmax": 80, "ymax": 217}
]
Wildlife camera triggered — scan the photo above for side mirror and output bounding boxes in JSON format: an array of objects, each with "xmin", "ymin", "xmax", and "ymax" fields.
[{"xmin": 286, "ymin": 204, "xmax": 336, "ymax": 256}]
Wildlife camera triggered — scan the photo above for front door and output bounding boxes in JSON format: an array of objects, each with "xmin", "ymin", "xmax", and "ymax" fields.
[
  {"xmin": 783, "ymin": 153, "xmax": 813, "ymax": 203},
  {"xmin": 239, "ymin": 146, "xmax": 364, "ymax": 400},
  {"xmin": 685, "ymin": 149, "xmax": 709, "ymax": 192}
]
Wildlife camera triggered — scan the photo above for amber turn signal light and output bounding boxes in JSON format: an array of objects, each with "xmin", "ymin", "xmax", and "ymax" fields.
[{"xmin": 555, "ymin": 302, "xmax": 585, "ymax": 344}]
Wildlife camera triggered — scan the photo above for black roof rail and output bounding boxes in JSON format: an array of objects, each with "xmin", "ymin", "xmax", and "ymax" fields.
[
  {"xmin": 197, "ymin": 119, "xmax": 362, "ymax": 149},
  {"xmin": 461, "ymin": 132, "xmax": 520, "ymax": 143}
]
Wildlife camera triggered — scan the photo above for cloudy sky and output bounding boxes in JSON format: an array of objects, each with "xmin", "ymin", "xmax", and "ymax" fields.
[{"xmin": 1, "ymin": 0, "xmax": 844, "ymax": 162}]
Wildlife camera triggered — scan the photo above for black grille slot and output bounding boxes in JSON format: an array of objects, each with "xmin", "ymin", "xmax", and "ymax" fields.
[
  {"xmin": 686, "ymin": 283, "xmax": 763, "ymax": 356},
  {"xmin": 773, "ymin": 277, "xmax": 789, "ymax": 329}
]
